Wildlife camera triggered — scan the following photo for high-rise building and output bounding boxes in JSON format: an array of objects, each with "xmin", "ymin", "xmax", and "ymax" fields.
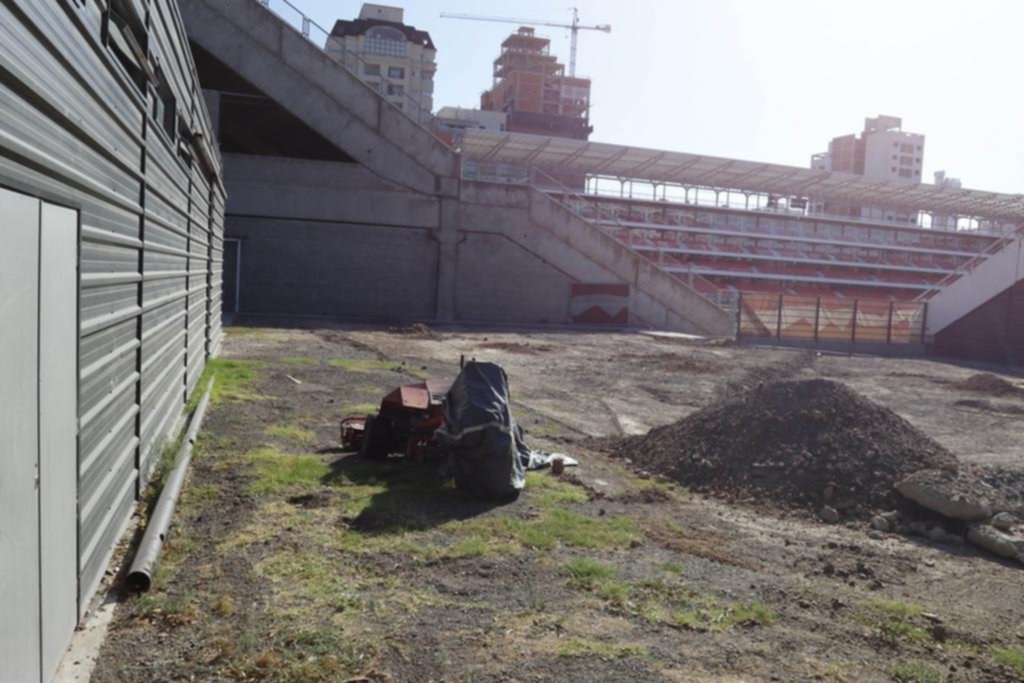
[
  {"xmin": 480, "ymin": 27, "xmax": 592, "ymax": 140},
  {"xmin": 811, "ymin": 116, "xmax": 925, "ymax": 222},
  {"xmin": 326, "ymin": 4, "xmax": 436, "ymax": 122},
  {"xmin": 812, "ymin": 116, "xmax": 925, "ymax": 182}
]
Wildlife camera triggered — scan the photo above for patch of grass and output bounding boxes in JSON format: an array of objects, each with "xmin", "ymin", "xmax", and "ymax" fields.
[
  {"xmin": 247, "ymin": 447, "xmax": 329, "ymax": 495},
  {"xmin": 556, "ymin": 637, "xmax": 646, "ymax": 660},
  {"xmin": 462, "ymin": 508, "xmax": 640, "ymax": 551},
  {"xmin": 225, "ymin": 326, "xmax": 269, "ymax": 337},
  {"xmin": 860, "ymin": 599, "xmax": 931, "ymax": 643},
  {"xmin": 889, "ymin": 660, "xmax": 944, "ymax": 683},
  {"xmin": 190, "ymin": 358, "xmax": 263, "ymax": 410},
  {"xmin": 265, "ymin": 424, "xmax": 315, "ymax": 446},
  {"xmin": 256, "ymin": 551, "xmax": 362, "ymax": 613},
  {"xmin": 329, "ymin": 358, "xmax": 428, "ymax": 379},
  {"xmin": 658, "ymin": 560, "xmax": 684, "ymax": 574},
  {"xmin": 564, "ymin": 558, "xmax": 615, "ymax": 585},
  {"xmin": 528, "ymin": 422, "xmax": 562, "ymax": 438},
  {"xmin": 281, "ymin": 356, "xmax": 316, "ymax": 365},
  {"xmin": 134, "ymin": 591, "xmax": 198, "ymax": 625},
  {"xmin": 992, "ymin": 647, "xmax": 1024, "ymax": 677},
  {"xmin": 864, "ymin": 599, "xmax": 926, "ymax": 619},
  {"xmin": 340, "ymin": 403, "xmax": 379, "ymax": 416},
  {"xmin": 670, "ymin": 601, "xmax": 777, "ymax": 632},
  {"xmin": 525, "ymin": 471, "xmax": 588, "ymax": 506}
]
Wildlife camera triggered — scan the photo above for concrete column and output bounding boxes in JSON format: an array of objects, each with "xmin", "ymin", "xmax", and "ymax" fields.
[{"xmin": 434, "ymin": 196, "xmax": 461, "ymax": 321}]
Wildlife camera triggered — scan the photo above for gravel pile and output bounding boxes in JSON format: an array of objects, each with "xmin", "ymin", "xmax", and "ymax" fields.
[
  {"xmin": 956, "ymin": 373, "xmax": 1023, "ymax": 398},
  {"xmin": 616, "ymin": 379, "xmax": 958, "ymax": 511}
]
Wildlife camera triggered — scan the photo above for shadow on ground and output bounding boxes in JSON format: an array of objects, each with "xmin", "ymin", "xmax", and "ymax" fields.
[{"xmin": 323, "ymin": 453, "xmax": 506, "ymax": 535}]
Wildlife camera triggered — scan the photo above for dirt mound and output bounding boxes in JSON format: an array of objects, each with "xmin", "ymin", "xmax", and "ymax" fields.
[
  {"xmin": 956, "ymin": 373, "xmax": 1024, "ymax": 398},
  {"xmin": 614, "ymin": 379, "xmax": 957, "ymax": 511}
]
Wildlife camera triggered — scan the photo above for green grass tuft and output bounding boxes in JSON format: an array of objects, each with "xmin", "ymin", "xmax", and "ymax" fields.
[
  {"xmin": 265, "ymin": 424, "xmax": 315, "ymax": 446},
  {"xmin": 189, "ymin": 358, "xmax": 263, "ymax": 411},
  {"xmin": 525, "ymin": 471, "xmax": 588, "ymax": 506},
  {"xmin": 247, "ymin": 447, "xmax": 329, "ymax": 494},
  {"xmin": 340, "ymin": 403, "xmax": 379, "ymax": 416},
  {"xmin": 889, "ymin": 660, "xmax": 944, "ymax": 683},
  {"xmin": 563, "ymin": 558, "xmax": 615, "ymax": 585},
  {"xmin": 658, "ymin": 561, "xmax": 685, "ymax": 574},
  {"xmin": 992, "ymin": 647, "xmax": 1024, "ymax": 677}
]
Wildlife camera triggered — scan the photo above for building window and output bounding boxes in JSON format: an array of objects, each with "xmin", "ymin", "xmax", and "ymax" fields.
[
  {"xmin": 365, "ymin": 26, "xmax": 407, "ymax": 57},
  {"xmin": 364, "ymin": 63, "xmax": 381, "ymax": 76},
  {"xmin": 386, "ymin": 83, "xmax": 404, "ymax": 96},
  {"xmin": 387, "ymin": 66, "xmax": 405, "ymax": 79},
  {"xmin": 150, "ymin": 68, "xmax": 176, "ymax": 141},
  {"xmin": 364, "ymin": 80, "xmax": 380, "ymax": 92},
  {"xmin": 104, "ymin": 0, "xmax": 150, "ymax": 92}
]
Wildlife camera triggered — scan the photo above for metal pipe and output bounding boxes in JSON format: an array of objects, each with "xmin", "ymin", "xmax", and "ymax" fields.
[{"xmin": 126, "ymin": 378, "xmax": 215, "ymax": 592}]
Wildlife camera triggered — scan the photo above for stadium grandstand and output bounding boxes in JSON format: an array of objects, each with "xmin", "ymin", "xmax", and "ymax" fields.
[{"xmin": 459, "ymin": 130, "xmax": 1024, "ymax": 307}]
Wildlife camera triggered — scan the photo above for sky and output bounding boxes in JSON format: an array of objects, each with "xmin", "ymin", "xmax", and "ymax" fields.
[{"xmin": 294, "ymin": 0, "xmax": 1022, "ymax": 194}]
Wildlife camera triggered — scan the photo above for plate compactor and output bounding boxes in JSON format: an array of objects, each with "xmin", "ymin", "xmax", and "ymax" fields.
[{"xmin": 340, "ymin": 378, "xmax": 452, "ymax": 461}]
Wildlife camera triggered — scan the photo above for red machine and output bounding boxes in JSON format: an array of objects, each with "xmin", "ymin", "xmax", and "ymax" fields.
[{"xmin": 340, "ymin": 378, "xmax": 452, "ymax": 460}]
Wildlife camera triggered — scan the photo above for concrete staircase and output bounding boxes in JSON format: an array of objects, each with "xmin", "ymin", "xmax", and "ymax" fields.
[{"xmin": 180, "ymin": 0, "xmax": 734, "ymax": 335}]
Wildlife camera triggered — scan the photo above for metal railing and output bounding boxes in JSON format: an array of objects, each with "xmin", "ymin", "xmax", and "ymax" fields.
[
  {"xmin": 737, "ymin": 292, "xmax": 928, "ymax": 346},
  {"xmin": 914, "ymin": 222, "xmax": 1024, "ymax": 301},
  {"xmin": 253, "ymin": 0, "xmax": 434, "ymax": 127},
  {"xmin": 528, "ymin": 167, "xmax": 736, "ymax": 312}
]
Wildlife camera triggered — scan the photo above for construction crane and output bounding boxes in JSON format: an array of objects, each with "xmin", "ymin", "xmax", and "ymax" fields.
[{"xmin": 439, "ymin": 8, "xmax": 610, "ymax": 77}]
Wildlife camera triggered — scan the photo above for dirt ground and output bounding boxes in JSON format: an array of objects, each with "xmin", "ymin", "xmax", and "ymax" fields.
[{"xmin": 90, "ymin": 324, "xmax": 1024, "ymax": 683}]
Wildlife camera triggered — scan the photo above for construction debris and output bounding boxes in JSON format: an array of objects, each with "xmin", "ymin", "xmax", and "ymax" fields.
[
  {"xmin": 614, "ymin": 379, "xmax": 957, "ymax": 512},
  {"xmin": 896, "ymin": 469, "xmax": 995, "ymax": 521}
]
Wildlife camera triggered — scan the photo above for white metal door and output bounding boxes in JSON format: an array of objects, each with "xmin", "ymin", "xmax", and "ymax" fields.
[
  {"xmin": 0, "ymin": 187, "xmax": 42, "ymax": 683},
  {"xmin": 39, "ymin": 202, "xmax": 79, "ymax": 681}
]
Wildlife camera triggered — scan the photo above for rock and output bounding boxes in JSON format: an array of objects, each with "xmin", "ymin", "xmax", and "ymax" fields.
[
  {"xmin": 966, "ymin": 524, "xmax": 1024, "ymax": 561},
  {"xmin": 819, "ymin": 505, "xmax": 840, "ymax": 524},
  {"xmin": 897, "ymin": 469, "xmax": 994, "ymax": 522},
  {"xmin": 871, "ymin": 515, "xmax": 891, "ymax": 532},
  {"xmin": 867, "ymin": 530, "xmax": 884, "ymax": 540},
  {"xmin": 928, "ymin": 526, "xmax": 963, "ymax": 546},
  {"xmin": 991, "ymin": 512, "xmax": 1018, "ymax": 531},
  {"xmin": 908, "ymin": 521, "xmax": 928, "ymax": 536}
]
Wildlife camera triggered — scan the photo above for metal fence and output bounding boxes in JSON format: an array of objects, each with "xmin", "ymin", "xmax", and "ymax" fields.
[{"xmin": 738, "ymin": 293, "xmax": 927, "ymax": 346}]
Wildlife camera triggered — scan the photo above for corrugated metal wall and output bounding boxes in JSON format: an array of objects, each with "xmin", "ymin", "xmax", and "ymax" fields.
[{"xmin": 0, "ymin": 1, "xmax": 224, "ymax": 671}]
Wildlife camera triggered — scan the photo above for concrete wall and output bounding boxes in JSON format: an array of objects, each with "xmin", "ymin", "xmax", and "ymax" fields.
[{"xmin": 927, "ymin": 235, "xmax": 1024, "ymax": 335}]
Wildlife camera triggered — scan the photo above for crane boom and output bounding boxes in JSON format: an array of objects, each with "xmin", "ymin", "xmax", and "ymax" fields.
[{"xmin": 440, "ymin": 9, "xmax": 610, "ymax": 77}]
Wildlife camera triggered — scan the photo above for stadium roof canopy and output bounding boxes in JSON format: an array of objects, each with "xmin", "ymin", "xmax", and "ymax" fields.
[{"xmin": 459, "ymin": 130, "xmax": 1024, "ymax": 223}]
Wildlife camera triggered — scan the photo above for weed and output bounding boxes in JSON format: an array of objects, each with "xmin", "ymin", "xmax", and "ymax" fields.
[
  {"xmin": 212, "ymin": 595, "xmax": 236, "ymax": 617},
  {"xmin": 265, "ymin": 424, "xmax": 315, "ymax": 446},
  {"xmin": 992, "ymin": 647, "xmax": 1024, "ymax": 676},
  {"xmin": 247, "ymin": 447, "xmax": 329, "ymax": 494},
  {"xmin": 889, "ymin": 660, "xmax": 944, "ymax": 683},
  {"xmin": 556, "ymin": 637, "xmax": 646, "ymax": 659}
]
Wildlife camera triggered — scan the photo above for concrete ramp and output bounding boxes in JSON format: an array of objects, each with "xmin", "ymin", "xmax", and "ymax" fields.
[
  {"xmin": 926, "ymin": 231, "xmax": 1024, "ymax": 335},
  {"xmin": 179, "ymin": 0, "xmax": 458, "ymax": 196}
]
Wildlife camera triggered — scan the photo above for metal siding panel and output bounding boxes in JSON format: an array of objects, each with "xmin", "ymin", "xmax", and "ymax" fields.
[
  {"xmin": 1, "ymin": 0, "xmax": 225, "ymax": 646},
  {"xmin": 39, "ymin": 203, "xmax": 80, "ymax": 680},
  {"xmin": 0, "ymin": 188, "xmax": 41, "ymax": 683}
]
